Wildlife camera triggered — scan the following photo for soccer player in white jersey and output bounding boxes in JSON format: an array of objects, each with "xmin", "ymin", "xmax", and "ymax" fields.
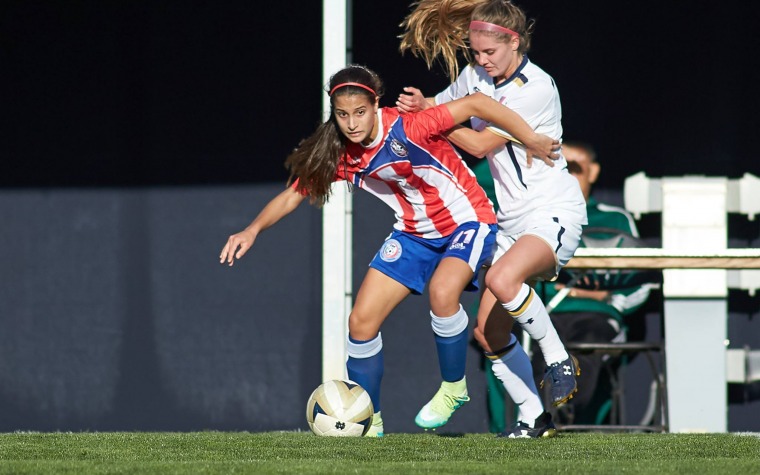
[
  {"xmin": 219, "ymin": 64, "xmax": 559, "ymax": 437},
  {"xmin": 399, "ymin": 0, "xmax": 588, "ymax": 438}
]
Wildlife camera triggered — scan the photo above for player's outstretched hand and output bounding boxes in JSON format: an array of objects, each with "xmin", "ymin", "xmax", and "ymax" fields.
[
  {"xmin": 396, "ymin": 87, "xmax": 428, "ymax": 113},
  {"xmin": 525, "ymin": 135, "xmax": 560, "ymax": 168},
  {"xmin": 220, "ymin": 229, "xmax": 257, "ymax": 266}
]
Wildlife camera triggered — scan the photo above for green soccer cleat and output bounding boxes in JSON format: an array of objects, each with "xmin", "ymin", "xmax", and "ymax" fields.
[
  {"xmin": 414, "ymin": 377, "xmax": 470, "ymax": 430},
  {"xmin": 364, "ymin": 411, "xmax": 384, "ymax": 437}
]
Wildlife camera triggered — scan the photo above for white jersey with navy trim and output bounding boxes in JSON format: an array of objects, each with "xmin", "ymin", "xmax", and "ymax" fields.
[{"xmin": 434, "ymin": 57, "xmax": 587, "ymax": 234}]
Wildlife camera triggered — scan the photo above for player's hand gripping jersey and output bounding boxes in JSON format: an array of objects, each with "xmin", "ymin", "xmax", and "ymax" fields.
[{"xmin": 339, "ymin": 105, "xmax": 496, "ymax": 238}]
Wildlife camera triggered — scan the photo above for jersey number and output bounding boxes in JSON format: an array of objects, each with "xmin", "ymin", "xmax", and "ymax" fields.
[{"xmin": 452, "ymin": 229, "xmax": 476, "ymax": 246}]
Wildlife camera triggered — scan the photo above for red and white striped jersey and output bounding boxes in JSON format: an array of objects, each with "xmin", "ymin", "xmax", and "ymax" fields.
[{"xmin": 338, "ymin": 106, "xmax": 496, "ymax": 238}]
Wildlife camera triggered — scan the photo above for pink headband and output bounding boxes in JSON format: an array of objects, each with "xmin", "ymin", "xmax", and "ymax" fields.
[
  {"xmin": 329, "ymin": 82, "xmax": 377, "ymax": 97},
  {"xmin": 469, "ymin": 20, "xmax": 518, "ymax": 38}
]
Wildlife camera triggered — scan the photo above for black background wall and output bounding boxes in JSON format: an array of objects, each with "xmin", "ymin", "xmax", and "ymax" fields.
[
  {"xmin": 4, "ymin": 0, "xmax": 760, "ymax": 189},
  {"xmin": 2, "ymin": 0, "xmax": 759, "ymax": 433}
]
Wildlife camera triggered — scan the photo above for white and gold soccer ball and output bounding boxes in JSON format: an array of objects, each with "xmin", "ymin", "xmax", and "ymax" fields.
[{"xmin": 305, "ymin": 380, "xmax": 374, "ymax": 437}]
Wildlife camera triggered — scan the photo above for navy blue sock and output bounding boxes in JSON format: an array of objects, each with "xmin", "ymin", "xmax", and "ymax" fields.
[
  {"xmin": 435, "ymin": 327, "xmax": 468, "ymax": 382},
  {"xmin": 347, "ymin": 340, "xmax": 384, "ymax": 412}
]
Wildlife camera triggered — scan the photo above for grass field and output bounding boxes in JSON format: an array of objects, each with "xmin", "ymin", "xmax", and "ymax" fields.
[{"xmin": 1, "ymin": 431, "xmax": 759, "ymax": 474}]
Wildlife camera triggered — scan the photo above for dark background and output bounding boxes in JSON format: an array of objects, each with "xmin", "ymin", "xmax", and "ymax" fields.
[
  {"xmin": 3, "ymin": 0, "xmax": 760, "ymax": 189},
  {"xmin": 1, "ymin": 1, "xmax": 759, "ymax": 433}
]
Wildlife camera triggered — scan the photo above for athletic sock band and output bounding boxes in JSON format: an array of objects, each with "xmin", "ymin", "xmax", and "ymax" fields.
[
  {"xmin": 430, "ymin": 304, "xmax": 468, "ymax": 337},
  {"xmin": 485, "ymin": 334, "xmax": 519, "ymax": 360},
  {"xmin": 347, "ymin": 333, "xmax": 383, "ymax": 359},
  {"xmin": 503, "ymin": 284, "xmax": 533, "ymax": 316}
]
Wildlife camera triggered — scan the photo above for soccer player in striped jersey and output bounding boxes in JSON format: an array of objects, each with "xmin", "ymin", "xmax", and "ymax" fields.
[
  {"xmin": 399, "ymin": 0, "xmax": 588, "ymax": 438},
  {"xmin": 219, "ymin": 64, "xmax": 559, "ymax": 436}
]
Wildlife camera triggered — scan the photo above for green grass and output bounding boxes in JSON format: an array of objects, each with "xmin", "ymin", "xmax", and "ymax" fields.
[{"xmin": 1, "ymin": 431, "xmax": 759, "ymax": 474}]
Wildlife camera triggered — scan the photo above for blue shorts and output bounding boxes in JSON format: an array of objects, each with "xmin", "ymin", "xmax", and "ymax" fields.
[{"xmin": 369, "ymin": 222, "xmax": 497, "ymax": 295}]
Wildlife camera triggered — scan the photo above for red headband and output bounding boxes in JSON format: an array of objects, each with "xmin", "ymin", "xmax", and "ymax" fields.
[
  {"xmin": 469, "ymin": 20, "xmax": 518, "ymax": 38},
  {"xmin": 329, "ymin": 82, "xmax": 377, "ymax": 97}
]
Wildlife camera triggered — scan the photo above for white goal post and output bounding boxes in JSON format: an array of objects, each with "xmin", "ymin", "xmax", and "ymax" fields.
[{"xmin": 321, "ymin": 0, "xmax": 353, "ymax": 382}]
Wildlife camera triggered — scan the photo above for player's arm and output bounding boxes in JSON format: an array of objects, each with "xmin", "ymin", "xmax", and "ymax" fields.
[
  {"xmin": 443, "ymin": 125, "xmax": 506, "ymax": 158},
  {"xmin": 444, "ymin": 125, "xmax": 555, "ymax": 168},
  {"xmin": 398, "ymin": 87, "xmax": 509, "ymax": 158},
  {"xmin": 442, "ymin": 92, "xmax": 559, "ymax": 161},
  {"xmin": 219, "ymin": 186, "xmax": 306, "ymax": 266}
]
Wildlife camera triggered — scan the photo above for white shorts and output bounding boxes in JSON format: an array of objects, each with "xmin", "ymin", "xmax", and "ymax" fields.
[{"xmin": 492, "ymin": 214, "xmax": 583, "ymax": 281}]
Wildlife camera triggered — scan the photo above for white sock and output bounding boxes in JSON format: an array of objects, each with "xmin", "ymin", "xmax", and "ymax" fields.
[
  {"xmin": 503, "ymin": 284, "xmax": 568, "ymax": 365},
  {"xmin": 488, "ymin": 334, "xmax": 544, "ymax": 425},
  {"xmin": 430, "ymin": 304, "xmax": 469, "ymax": 337}
]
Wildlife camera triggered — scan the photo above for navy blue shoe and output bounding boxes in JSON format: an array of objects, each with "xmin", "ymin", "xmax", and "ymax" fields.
[{"xmin": 541, "ymin": 355, "xmax": 580, "ymax": 406}]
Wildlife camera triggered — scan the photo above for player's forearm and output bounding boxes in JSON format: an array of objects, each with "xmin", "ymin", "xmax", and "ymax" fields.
[
  {"xmin": 444, "ymin": 126, "xmax": 497, "ymax": 158},
  {"xmin": 568, "ymin": 288, "xmax": 610, "ymax": 302},
  {"xmin": 246, "ymin": 187, "xmax": 305, "ymax": 234}
]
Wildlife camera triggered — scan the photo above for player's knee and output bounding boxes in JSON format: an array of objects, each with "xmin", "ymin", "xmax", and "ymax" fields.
[
  {"xmin": 484, "ymin": 270, "xmax": 521, "ymax": 302},
  {"xmin": 348, "ymin": 311, "xmax": 380, "ymax": 340},
  {"xmin": 428, "ymin": 284, "xmax": 462, "ymax": 317}
]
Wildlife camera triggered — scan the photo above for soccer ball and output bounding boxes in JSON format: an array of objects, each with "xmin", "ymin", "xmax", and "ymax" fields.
[{"xmin": 306, "ymin": 379, "xmax": 374, "ymax": 437}]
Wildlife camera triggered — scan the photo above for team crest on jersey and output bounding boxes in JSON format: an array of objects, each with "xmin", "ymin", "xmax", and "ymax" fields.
[
  {"xmin": 380, "ymin": 238, "xmax": 402, "ymax": 262},
  {"xmin": 348, "ymin": 155, "xmax": 361, "ymax": 165},
  {"xmin": 390, "ymin": 139, "xmax": 408, "ymax": 158}
]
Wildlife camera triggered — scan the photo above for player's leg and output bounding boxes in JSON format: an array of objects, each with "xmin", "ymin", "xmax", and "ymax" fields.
[
  {"xmin": 415, "ymin": 222, "xmax": 496, "ymax": 430},
  {"xmin": 485, "ymin": 233, "xmax": 580, "ymax": 406},
  {"xmin": 414, "ymin": 256, "xmax": 474, "ymax": 429},
  {"xmin": 428, "ymin": 256, "xmax": 476, "ymax": 381},
  {"xmin": 474, "ymin": 286, "xmax": 555, "ymax": 437},
  {"xmin": 347, "ymin": 267, "xmax": 410, "ymax": 437},
  {"xmin": 353, "ymin": 231, "xmax": 442, "ymax": 436}
]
